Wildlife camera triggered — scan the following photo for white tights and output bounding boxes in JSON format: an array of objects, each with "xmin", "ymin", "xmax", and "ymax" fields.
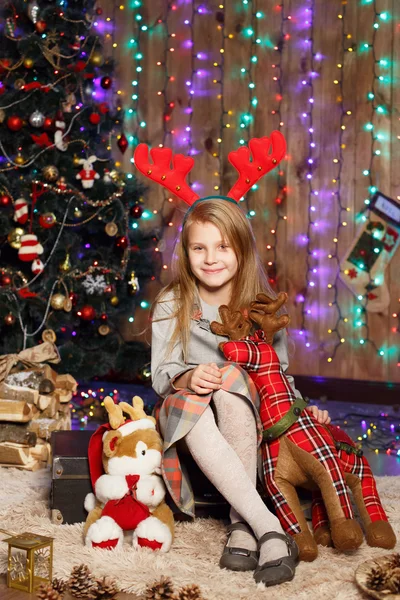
[{"xmin": 185, "ymin": 389, "xmax": 288, "ymax": 564}]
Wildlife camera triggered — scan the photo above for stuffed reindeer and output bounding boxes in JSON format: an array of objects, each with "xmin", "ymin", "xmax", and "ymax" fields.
[{"xmin": 211, "ymin": 294, "xmax": 396, "ymax": 561}]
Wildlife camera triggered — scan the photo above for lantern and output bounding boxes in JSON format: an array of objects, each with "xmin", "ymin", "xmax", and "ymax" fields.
[{"xmin": 5, "ymin": 531, "xmax": 53, "ymax": 593}]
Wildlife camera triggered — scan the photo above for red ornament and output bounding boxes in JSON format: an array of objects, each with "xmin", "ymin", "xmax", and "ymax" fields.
[
  {"xmin": 115, "ymin": 236, "xmax": 128, "ymax": 249},
  {"xmin": 98, "ymin": 102, "xmax": 109, "ymax": 114},
  {"xmin": 0, "ymin": 194, "xmax": 11, "ymax": 206},
  {"xmin": 130, "ymin": 204, "xmax": 143, "ymax": 219},
  {"xmin": 43, "ymin": 118, "xmax": 54, "ymax": 130},
  {"xmin": 79, "ymin": 305, "xmax": 96, "ymax": 321},
  {"xmin": 100, "ymin": 76, "xmax": 112, "ymax": 90},
  {"xmin": 96, "ymin": 7, "xmax": 103, "ymax": 15},
  {"xmin": 0, "ymin": 59, "xmax": 12, "ymax": 74},
  {"xmin": 117, "ymin": 133, "xmax": 128, "ymax": 154},
  {"xmin": 89, "ymin": 112, "xmax": 101, "ymax": 125},
  {"xmin": 100, "ymin": 313, "xmax": 108, "ymax": 322},
  {"xmin": 69, "ymin": 292, "xmax": 78, "ymax": 306},
  {"xmin": 7, "ymin": 116, "xmax": 23, "ymax": 131},
  {"xmin": 0, "ymin": 274, "xmax": 12, "ymax": 286},
  {"xmin": 35, "ymin": 20, "xmax": 47, "ymax": 33},
  {"xmin": 39, "ymin": 213, "xmax": 57, "ymax": 229}
]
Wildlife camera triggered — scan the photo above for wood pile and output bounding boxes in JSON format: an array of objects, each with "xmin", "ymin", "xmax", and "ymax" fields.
[{"xmin": 0, "ymin": 365, "xmax": 77, "ymax": 470}]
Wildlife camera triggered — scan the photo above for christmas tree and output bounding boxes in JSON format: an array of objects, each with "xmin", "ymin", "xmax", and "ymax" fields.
[{"xmin": 0, "ymin": 0, "xmax": 160, "ymax": 381}]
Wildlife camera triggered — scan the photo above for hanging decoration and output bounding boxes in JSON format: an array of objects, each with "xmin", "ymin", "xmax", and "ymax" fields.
[
  {"xmin": 14, "ymin": 198, "xmax": 29, "ymax": 225},
  {"xmin": 76, "ymin": 156, "xmax": 100, "ymax": 189}
]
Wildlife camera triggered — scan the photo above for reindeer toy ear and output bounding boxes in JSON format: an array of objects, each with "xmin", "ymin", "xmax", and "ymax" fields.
[{"xmin": 249, "ymin": 292, "xmax": 290, "ymax": 344}]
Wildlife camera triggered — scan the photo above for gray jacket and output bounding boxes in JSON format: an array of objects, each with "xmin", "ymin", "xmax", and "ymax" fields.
[{"xmin": 151, "ymin": 292, "xmax": 301, "ymax": 400}]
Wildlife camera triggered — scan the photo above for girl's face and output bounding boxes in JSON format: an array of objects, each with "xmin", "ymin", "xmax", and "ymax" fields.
[{"xmin": 186, "ymin": 221, "xmax": 238, "ymax": 297}]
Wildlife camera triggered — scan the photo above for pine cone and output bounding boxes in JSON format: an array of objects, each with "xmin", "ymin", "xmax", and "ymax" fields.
[
  {"xmin": 387, "ymin": 553, "xmax": 400, "ymax": 569},
  {"xmin": 145, "ymin": 576, "xmax": 175, "ymax": 600},
  {"xmin": 366, "ymin": 565, "xmax": 388, "ymax": 591},
  {"xmin": 93, "ymin": 575, "xmax": 119, "ymax": 600},
  {"xmin": 176, "ymin": 584, "xmax": 204, "ymax": 600},
  {"xmin": 386, "ymin": 567, "xmax": 400, "ymax": 593},
  {"xmin": 68, "ymin": 564, "xmax": 98, "ymax": 599},
  {"xmin": 52, "ymin": 578, "xmax": 67, "ymax": 595},
  {"xmin": 36, "ymin": 583, "xmax": 62, "ymax": 600}
]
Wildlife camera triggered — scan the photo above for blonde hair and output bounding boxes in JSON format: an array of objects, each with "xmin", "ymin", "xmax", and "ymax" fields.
[{"xmin": 151, "ymin": 198, "xmax": 277, "ymax": 361}]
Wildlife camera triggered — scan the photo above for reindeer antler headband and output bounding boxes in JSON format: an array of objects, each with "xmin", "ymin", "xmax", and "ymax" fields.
[{"xmin": 133, "ymin": 131, "xmax": 286, "ymax": 223}]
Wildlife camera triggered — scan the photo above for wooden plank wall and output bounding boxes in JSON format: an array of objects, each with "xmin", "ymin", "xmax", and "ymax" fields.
[{"xmin": 105, "ymin": 0, "xmax": 399, "ymax": 384}]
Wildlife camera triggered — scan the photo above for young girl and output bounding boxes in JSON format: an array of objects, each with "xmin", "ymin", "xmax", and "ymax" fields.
[{"xmin": 150, "ymin": 198, "xmax": 330, "ymax": 587}]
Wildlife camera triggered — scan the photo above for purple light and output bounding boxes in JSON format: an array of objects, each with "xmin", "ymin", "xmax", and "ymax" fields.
[
  {"xmin": 302, "ymin": 80, "xmax": 307, "ymax": 85},
  {"xmin": 312, "ymin": 268, "xmax": 317, "ymax": 273},
  {"xmin": 390, "ymin": 424, "xmax": 395, "ymax": 431},
  {"xmin": 302, "ymin": 112, "xmax": 307, "ymax": 117},
  {"xmin": 196, "ymin": 52, "xmax": 207, "ymax": 60},
  {"xmin": 190, "ymin": 90, "xmax": 194, "ymax": 95},
  {"xmin": 312, "ymin": 251, "xmax": 317, "ymax": 257},
  {"xmin": 309, "ymin": 98, "xmax": 314, "ymax": 103},
  {"xmin": 310, "ymin": 142, "xmax": 316, "ymax": 148},
  {"xmin": 309, "ymin": 128, "xmax": 314, "ymax": 133},
  {"xmin": 296, "ymin": 294, "xmax": 305, "ymax": 303},
  {"xmin": 184, "ymin": 19, "xmax": 189, "ymax": 25},
  {"xmin": 308, "ymin": 158, "xmax": 313, "ymax": 164},
  {"xmin": 361, "ymin": 420, "xmax": 366, "ymax": 427},
  {"xmin": 299, "ymin": 330, "xmax": 304, "ymax": 336},
  {"xmin": 185, "ymin": 126, "xmax": 191, "ymax": 131},
  {"xmin": 306, "ymin": 342, "xmax": 310, "ymax": 348},
  {"xmin": 182, "ymin": 39, "xmax": 193, "ymax": 49},
  {"xmin": 80, "ymin": 127, "xmax": 85, "ymax": 131},
  {"xmin": 186, "ymin": 80, "xmax": 191, "ymax": 86},
  {"xmin": 307, "ymin": 309, "xmax": 311, "ymax": 315},
  {"xmin": 315, "ymin": 53, "xmax": 322, "ymax": 61},
  {"xmin": 311, "ymin": 71, "xmax": 318, "ymax": 78},
  {"xmin": 196, "ymin": 69, "xmax": 208, "ymax": 78},
  {"xmin": 309, "ymin": 281, "xmax": 315, "ymax": 287},
  {"xmin": 311, "ymin": 206, "xmax": 316, "ymax": 211},
  {"xmin": 72, "ymin": 331, "xmax": 77, "ymax": 336},
  {"xmin": 307, "ymin": 174, "xmax": 312, "ymax": 179},
  {"xmin": 184, "ymin": 107, "xmax": 193, "ymax": 114},
  {"xmin": 85, "ymin": 243, "xmax": 91, "ymax": 248}
]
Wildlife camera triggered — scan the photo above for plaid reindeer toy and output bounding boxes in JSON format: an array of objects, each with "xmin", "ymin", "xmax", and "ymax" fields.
[{"xmin": 210, "ymin": 294, "xmax": 396, "ymax": 562}]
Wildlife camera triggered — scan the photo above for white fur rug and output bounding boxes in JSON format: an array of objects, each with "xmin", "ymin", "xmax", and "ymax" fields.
[{"xmin": 0, "ymin": 467, "xmax": 399, "ymax": 600}]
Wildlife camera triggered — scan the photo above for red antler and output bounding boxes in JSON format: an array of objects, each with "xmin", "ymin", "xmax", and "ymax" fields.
[
  {"xmin": 227, "ymin": 132, "xmax": 287, "ymax": 201},
  {"xmin": 133, "ymin": 144, "xmax": 200, "ymax": 206}
]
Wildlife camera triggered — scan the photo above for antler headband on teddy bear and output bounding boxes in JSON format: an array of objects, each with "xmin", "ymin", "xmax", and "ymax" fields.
[{"xmin": 133, "ymin": 131, "xmax": 286, "ymax": 219}]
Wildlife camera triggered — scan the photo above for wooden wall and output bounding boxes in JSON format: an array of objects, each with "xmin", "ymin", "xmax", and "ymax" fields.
[{"xmin": 104, "ymin": 0, "xmax": 399, "ymax": 384}]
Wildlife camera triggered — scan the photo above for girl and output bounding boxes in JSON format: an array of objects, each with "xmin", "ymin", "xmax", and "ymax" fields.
[{"xmin": 150, "ymin": 198, "xmax": 330, "ymax": 587}]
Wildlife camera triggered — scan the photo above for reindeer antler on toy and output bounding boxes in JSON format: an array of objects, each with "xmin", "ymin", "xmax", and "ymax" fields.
[{"xmin": 133, "ymin": 132, "xmax": 286, "ymax": 207}]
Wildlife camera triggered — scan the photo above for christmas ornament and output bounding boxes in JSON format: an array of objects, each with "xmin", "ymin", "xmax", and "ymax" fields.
[
  {"xmin": 42, "ymin": 165, "xmax": 59, "ymax": 182},
  {"xmin": 14, "ymin": 153, "xmax": 25, "ymax": 165},
  {"xmin": 7, "ymin": 116, "xmax": 23, "ymax": 131},
  {"xmin": 61, "ymin": 93, "xmax": 76, "ymax": 113},
  {"xmin": 14, "ymin": 198, "xmax": 29, "ymax": 224},
  {"xmin": 128, "ymin": 271, "xmax": 139, "ymax": 295},
  {"xmin": 7, "ymin": 227, "xmax": 24, "ymax": 249},
  {"xmin": 104, "ymin": 284, "xmax": 114, "ymax": 295},
  {"xmin": 56, "ymin": 176, "xmax": 67, "ymax": 191},
  {"xmin": 79, "ymin": 305, "xmax": 96, "ymax": 320},
  {"xmin": 50, "ymin": 293, "xmax": 66, "ymax": 310},
  {"xmin": 31, "ymin": 132, "xmax": 52, "ymax": 147},
  {"xmin": 69, "ymin": 292, "xmax": 78, "ymax": 306},
  {"xmin": 32, "ymin": 258, "xmax": 44, "ymax": 275},
  {"xmin": 105, "ymin": 222, "xmax": 118, "ymax": 236},
  {"xmin": 100, "ymin": 76, "xmax": 112, "ymax": 90},
  {"xmin": 27, "ymin": 0, "xmax": 40, "ymax": 23},
  {"xmin": 130, "ymin": 204, "xmax": 143, "ymax": 219},
  {"xmin": 63, "ymin": 297, "xmax": 72, "ymax": 312},
  {"xmin": 98, "ymin": 324, "xmax": 110, "ymax": 336},
  {"xmin": 0, "ymin": 193, "xmax": 11, "ymax": 206},
  {"xmin": 42, "ymin": 329, "xmax": 56, "ymax": 343},
  {"xmin": 117, "ymin": 133, "xmax": 128, "ymax": 154},
  {"xmin": 103, "ymin": 168, "xmax": 112, "ymax": 183},
  {"xmin": 115, "ymin": 236, "xmax": 128, "ymax": 249},
  {"xmin": 98, "ymin": 102, "xmax": 109, "ymax": 114},
  {"xmin": 73, "ymin": 154, "xmax": 81, "ymax": 167},
  {"xmin": 14, "ymin": 79, "xmax": 26, "ymax": 90},
  {"xmin": 0, "ymin": 109, "xmax": 5, "ymax": 123},
  {"xmin": 18, "ymin": 233, "xmax": 44, "ymax": 262},
  {"xmin": 59, "ymin": 253, "xmax": 72, "ymax": 273},
  {"xmin": 90, "ymin": 51, "xmax": 103, "ymax": 67},
  {"xmin": 89, "ymin": 112, "xmax": 101, "ymax": 125},
  {"xmin": 74, "ymin": 208, "xmax": 82, "ymax": 218},
  {"xmin": 110, "ymin": 295, "xmax": 119, "ymax": 306},
  {"xmin": 69, "ymin": 36, "xmax": 81, "ymax": 52},
  {"xmin": 35, "ymin": 20, "xmax": 47, "ymax": 34},
  {"xmin": 137, "ymin": 363, "xmax": 151, "ymax": 382},
  {"xmin": 23, "ymin": 58, "xmax": 34, "ymax": 69},
  {"xmin": 29, "ymin": 110, "xmax": 45, "ymax": 128},
  {"xmin": 76, "ymin": 156, "xmax": 100, "ymax": 189},
  {"xmin": 100, "ymin": 313, "xmax": 108, "ymax": 322},
  {"xmin": 340, "ymin": 192, "xmax": 400, "ymax": 313},
  {"xmin": 39, "ymin": 213, "xmax": 57, "ymax": 228},
  {"xmin": 82, "ymin": 274, "xmax": 106, "ymax": 295},
  {"xmin": 4, "ymin": 313, "xmax": 16, "ymax": 326},
  {"xmin": 0, "ymin": 58, "xmax": 12, "ymax": 74},
  {"xmin": 43, "ymin": 117, "xmax": 53, "ymax": 130},
  {"xmin": 96, "ymin": 7, "xmax": 103, "ymax": 15},
  {"xmin": 5, "ymin": 16, "xmax": 16, "ymax": 38},
  {"xmin": 54, "ymin": 111, "xmax": 67, "ymax": 151},
  {"xmin": 0, "ymin": 274, "xmax": 12, "ymax": 286}
]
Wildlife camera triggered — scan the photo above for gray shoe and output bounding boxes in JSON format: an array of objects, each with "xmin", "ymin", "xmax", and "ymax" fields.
[
  {"xmin": 254, "ymin": 531, "xmax": 299, "ymax": 586},
  {"xmin": 219, "ymin": 522, "xmax": 259, "ymax": 572}
]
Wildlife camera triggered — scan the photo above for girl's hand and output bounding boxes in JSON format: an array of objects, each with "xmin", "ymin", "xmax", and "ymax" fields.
[
  {"xmin": 188, "ymin": 362, "xmax": 222, "ymax": 395},
  {"xmin": 307, "ymin": 404, "xmax": 331, "ymax": 425}
]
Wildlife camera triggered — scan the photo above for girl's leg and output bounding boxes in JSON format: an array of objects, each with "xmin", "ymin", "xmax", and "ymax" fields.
[
  {"xmin": 212, "ymin": 388, "xmax": 258, "ymax": 552},
  {"xmin": 185, "ymin": 404, "xmax": 288, "ymax": 564}
]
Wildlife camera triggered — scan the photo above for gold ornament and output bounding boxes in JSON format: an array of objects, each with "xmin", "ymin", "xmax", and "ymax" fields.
[
  {"xmin": 7, "ymin": 227, "xmax": 24, "ymax": 249},
  {"xmin": 42, "ymin": 329, "xmax": 56, "ymax": 343},
  {"xmin": 23, "ymin": 58, "xmax": 34, "ymax": 69},
  {"xmin": 0, "ymin": 109, "xmax": 5, "ymax": 123},
  {"xmin": 73, "ymin": 154, "xmax": 81, "ymax": 167},
  {"xmin": 50, "ymin": 293, "xmax": 66, "ymax": 310},
  {"xmin": 42, "ymin": 165, "xmax": 59, "ymax": 182},
  {"xmin": 110, "ymin": 295, "xmax": 119, "ymax": 306},
  {"xmin": 4, "ymin": 313, "xmax": 16, "ymax": 326},
  {"xmin": 59, "ymin": 253, "xmax": 72, "ymax": 273},
  {"xmin": 14, "ymin": 153, "xmax": 25, "ymax": 165},
  {"xmin": 137, "ymin": 363, "xmax": 151, "ymax": 382},
  {"xmin": 14, "ymin": 79, "xmax": 26, "ymax": 90},
  {"xmin": 90, "ymin": 51, "xmax": 104, "ymax": 67},
  {"xmin": 63, "ymin": 297, "xmax": 72, "ymax": 312},
  {"xmin": 128, "ymin": 271, "xmax": 139, "ymax": 296},
  {"xmin": 74, "ymin": 208, "xmax": 83, "ymax": 218},
  {"xmin": 105, "ymin": 222, "xmax": 118, "ymax": 237},
  {"xmin": 98, "ymin": 324, "xmax": 110, "ymax": 336},
  {"xmin": 109, "ymin": 170, "xmax": 119, "ymax": 182}
]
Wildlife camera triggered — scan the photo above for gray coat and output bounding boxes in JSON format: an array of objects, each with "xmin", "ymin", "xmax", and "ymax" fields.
[{"xmin": 151, "ymin": 291, "xmax": 301, "ymax": 400}]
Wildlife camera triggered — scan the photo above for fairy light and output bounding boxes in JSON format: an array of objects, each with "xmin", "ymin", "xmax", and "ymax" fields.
[
  {"xmin": 130, "ymin": 1, "xmax": 146, "ymax": 146},
  {"xmin": 215, "ymin": 4, "xmax": 226, "ymax": 194}
]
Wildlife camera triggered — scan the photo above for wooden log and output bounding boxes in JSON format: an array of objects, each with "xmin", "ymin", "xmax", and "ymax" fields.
[
  {"xmin": 0, "ymin": 400, "xmax": 33, "ymax": 423},
  {"xmin": 0, "ymin": 383, "xmax": 39, "ymax": 404},
  {"xmin": 0, "ymin": 458, "xmax": 42, "ymax": 471},
  {"xmin": 30, "ymin": 441, "xmax": 51, "ymax": 463},
  {"xmin": 0, "ymin": 423, "xmax": 37, "ymax": 446},
  {"xmin": 55, "ymin": 374, "xmax": 78, "ymax": 393},
  {"xmin": 0, "ymin": 442, "xmax": 31, "ymax": 465}
]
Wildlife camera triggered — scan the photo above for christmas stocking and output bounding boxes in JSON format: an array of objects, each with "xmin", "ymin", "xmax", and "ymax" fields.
[{"xmin": 339, "ymin": 192, "xmax": 400, "ymax": 313}]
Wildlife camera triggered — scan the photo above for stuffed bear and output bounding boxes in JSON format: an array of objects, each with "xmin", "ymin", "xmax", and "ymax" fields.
[{"xmin": 83, "ymin": 395, "xmax": 174, "ymax": 552}]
